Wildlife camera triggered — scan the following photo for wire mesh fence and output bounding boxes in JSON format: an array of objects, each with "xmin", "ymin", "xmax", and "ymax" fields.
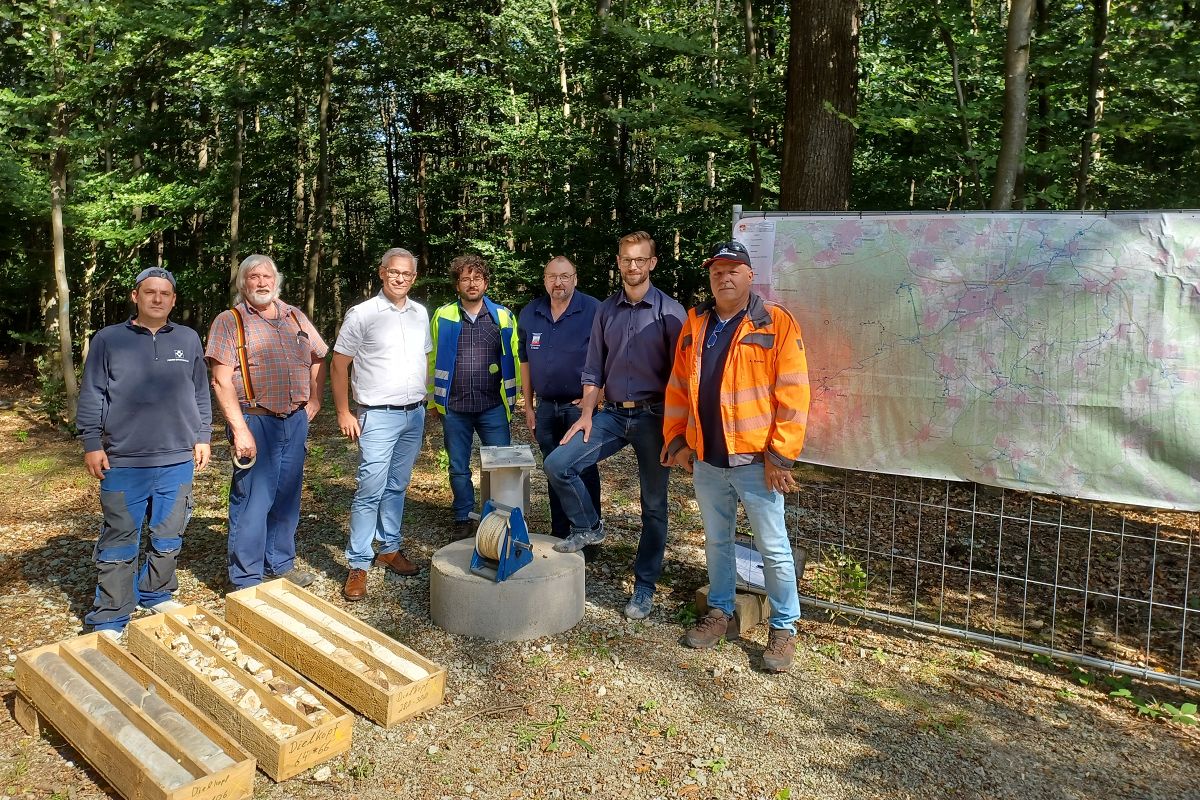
[{"xmin": 790, "ymin": 465, "xmax": 1200, "ymax": 690}]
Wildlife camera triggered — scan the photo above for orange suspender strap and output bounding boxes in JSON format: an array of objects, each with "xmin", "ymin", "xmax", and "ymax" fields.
[{"xmin": 230, "ymin": 307, "xmax": 257, "ymax": 407}]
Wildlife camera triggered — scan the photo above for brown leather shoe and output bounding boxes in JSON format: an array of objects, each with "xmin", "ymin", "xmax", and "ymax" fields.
[
  {"xmin": 343, "ymin": 568, "xmax": 368, "ymax": 601},
  {"xmin": 762, "ymin": 627, "xmax": 798, "ymax": 673},
  {"xmin": 375, "ymin": 549, "xmax": 419, "ymax": 576}
]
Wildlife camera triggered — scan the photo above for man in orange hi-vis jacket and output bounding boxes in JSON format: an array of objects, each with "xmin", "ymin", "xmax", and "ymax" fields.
[{"xmin": 660, "ymin": 240, "xmax": 810, "ymax": 673}]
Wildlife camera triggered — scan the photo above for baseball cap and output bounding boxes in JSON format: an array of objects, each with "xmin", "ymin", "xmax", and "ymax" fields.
[
  {"xmin": 134, "ymin": 267, "xmax": 176, "ymax": 288},
  {"xmin": 702, "ymin": 240, "xmax": 752, "ymax": 270}
]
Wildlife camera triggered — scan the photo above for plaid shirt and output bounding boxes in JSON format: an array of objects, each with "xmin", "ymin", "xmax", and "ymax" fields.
[
  {"xmin": 206, "ymin": 300, "xmax": 328, "ymax": 414},
  {"xmin": 448, "ymin": 304, "xmax": 503, "ymax": 413}
]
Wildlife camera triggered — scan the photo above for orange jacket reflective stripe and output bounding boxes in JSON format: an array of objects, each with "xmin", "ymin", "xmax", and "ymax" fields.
[{"xmin": 663, "ymin": 293, "xmax": 810, "ymax": 467}]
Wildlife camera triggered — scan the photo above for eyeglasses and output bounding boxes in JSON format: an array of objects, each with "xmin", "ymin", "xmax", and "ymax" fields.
[
  {"xmin": 384, "ymin": 270, "xmax": 417, "ymax": 281},
  {"xmin": 706, "ymin": 317, "xmax": 734, "ymax": 349},
  {"xmin": 545, "ymin": 274, "xmax": 576, "ymax": 284},
  {"xmin": 619, "ymin": 257, "xmax": 651, "ymax": 267},
  {"xmin": 458, "ymin": 275, "xmax": 486, "ymax": 285}
]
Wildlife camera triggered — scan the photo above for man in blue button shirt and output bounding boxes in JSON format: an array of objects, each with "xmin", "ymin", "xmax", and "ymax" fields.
[
  {"xmin": 518, "ymin": 256, "xmax": 602, "ymax": 549},
  {"xmin": 544, "ymin": 231, "xmax": 686, "ymax": 619}
]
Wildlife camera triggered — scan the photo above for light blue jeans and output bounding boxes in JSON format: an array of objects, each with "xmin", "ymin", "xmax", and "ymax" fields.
[
  {"xmin": 693, "ymin": 460, "xmax": 801, "ymax": 632},
  {"xmin": 346, "ymin": 406, "xmax": 426, "ymax": 570}
]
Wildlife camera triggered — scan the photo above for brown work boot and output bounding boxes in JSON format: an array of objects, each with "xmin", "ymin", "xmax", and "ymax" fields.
[
  {"xmin": 685, "ymin": 608, "xmax": 738, "ymax": 649},
  {"xmin": 343, "ymin": 568, "xmax": 368, "ymax": 601},
  {"xmin": 375, "ymin": 550, "xmax": 420, "ymax": 576},
  {"xmin": 762, "ymin": 628, "xmax": 798, "ymax": 673}
]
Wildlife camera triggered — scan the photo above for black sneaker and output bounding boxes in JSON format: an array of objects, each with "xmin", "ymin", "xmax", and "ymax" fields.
[{"xmin": 276, "ymin": 569, "xmax": 316, "ymax": 589}]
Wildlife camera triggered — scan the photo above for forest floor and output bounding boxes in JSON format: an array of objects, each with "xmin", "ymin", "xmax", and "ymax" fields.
[{"xmin": 0, "ymin": 368, "xmax": 1198, "ymax": 800}]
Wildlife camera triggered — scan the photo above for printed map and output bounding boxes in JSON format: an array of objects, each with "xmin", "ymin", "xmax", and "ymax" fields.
[{"xmin": 734, "ymin": 212, "xmax": 1200, "ymax": 509}]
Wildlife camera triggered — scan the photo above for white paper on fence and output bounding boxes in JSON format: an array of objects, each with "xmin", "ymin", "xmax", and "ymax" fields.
[
  {"xmin": 734, "ymin": 543, "xmax": 766, "ymax": 591},
  {"xmin": 733, "ymin": 217, "xmax": 776, "ymax": 291}
]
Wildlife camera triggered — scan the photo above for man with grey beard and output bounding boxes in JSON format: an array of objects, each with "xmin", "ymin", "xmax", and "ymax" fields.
[{"xmin": 206, "ymin": 254, "xmax": 328, "ymax": 591}]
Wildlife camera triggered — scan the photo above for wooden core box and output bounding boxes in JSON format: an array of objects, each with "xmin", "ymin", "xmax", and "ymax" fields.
[
  {"xmin": 226, "ymin": 579, "xmax": 445, "ymax": 727},
  {"xmin": 15, "ymin": 633, "xmax": 255, "ymax": 800},
  {"xmin": 127, "ymin": 606, "xmax": 353, "ymax": 781}
]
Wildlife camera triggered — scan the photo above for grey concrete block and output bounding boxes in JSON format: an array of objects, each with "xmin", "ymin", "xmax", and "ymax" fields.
[{"xmin": 430, "ymin": 534, "xmax": 585, "ymax": 642}]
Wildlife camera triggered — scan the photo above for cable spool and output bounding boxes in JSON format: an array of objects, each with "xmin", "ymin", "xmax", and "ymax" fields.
[
  {"xmin": 232, "ymin": 453, "xmax": 257, "ymax": 469},
  {"xmin": 474, "ymin": 510, "xmax": 510, "ymax": 561}
]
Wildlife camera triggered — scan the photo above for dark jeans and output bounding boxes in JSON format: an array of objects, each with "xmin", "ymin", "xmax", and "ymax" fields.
[
  {"xmin": 543, "ymin": 402, "xmax": 670, "ymax": 593},
  {"xmin": 443, "ymin": 404, "xmax": 512, "ymax": 521},
  {"xmin": 534, "ymin": 399, "xmax": 601, "ymax": 538},
  {"xmin": 227, "ymin": 411, "xmax": 308, "ymax": 589}
]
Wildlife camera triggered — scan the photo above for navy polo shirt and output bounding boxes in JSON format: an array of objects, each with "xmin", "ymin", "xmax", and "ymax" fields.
[{"xmin": 518, "ymin": 291, "xmax": 600, "ymax": 401}]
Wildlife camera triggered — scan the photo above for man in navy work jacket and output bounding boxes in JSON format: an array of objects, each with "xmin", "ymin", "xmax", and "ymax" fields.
[
  {"xmin": 428, "ymin": 254, "xmax": 522, "ymax": 538},
  {"xmin": 544, "ymin": 231, "xmax": 686, "ymax": 619},
  {"xmin": 76, "ymin": 267, "xmax": 212, "ymax": 638},
  {"xmin": 518, "ymin": 255, "xmax": 602, "ymax": 549}
]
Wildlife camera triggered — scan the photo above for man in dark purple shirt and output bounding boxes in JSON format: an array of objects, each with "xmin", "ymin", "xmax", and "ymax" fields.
[{"xmin": 544, "ymin": 231, "xmax": 686, "ymax": 620}]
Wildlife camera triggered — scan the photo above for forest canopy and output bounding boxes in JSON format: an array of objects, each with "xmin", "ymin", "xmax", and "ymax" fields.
[{"xmin": 1, "ymin": 1, "xmax": 1197, "ymax": 420}]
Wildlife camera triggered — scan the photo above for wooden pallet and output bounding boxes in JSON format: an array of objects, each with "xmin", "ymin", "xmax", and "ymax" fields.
[
  {"xmin": 127, "ymin": 606, "xmax": 354, "ymax": 781},
  {"xmin": 15, "ymin": 633, "xmax": 255, "ymax": 800},
  {"xmin": 226, "ymin": 580, "xmax": 445, "ymax": 727}
]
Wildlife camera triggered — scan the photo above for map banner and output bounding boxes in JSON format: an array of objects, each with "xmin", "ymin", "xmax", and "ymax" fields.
[{"xmin": 733, "ymin": 211, "xmax": 1200, "ymax": 510}]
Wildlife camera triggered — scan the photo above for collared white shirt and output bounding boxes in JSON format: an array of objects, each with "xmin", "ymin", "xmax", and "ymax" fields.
[{"xmin": 333, "ymin": 292, "xmax": 431, "ymax": 406}]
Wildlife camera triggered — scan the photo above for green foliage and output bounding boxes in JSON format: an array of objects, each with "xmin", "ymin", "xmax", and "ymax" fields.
[
  {"xmin": 1034, "ymin": 655, "xmax": 1200, "ymax": 727},
  {"xmin": 0, "ymin": 0, "xmax": 1196, "ymax": 370},
  {"xmin": 513, "ymin": 703, "xmax": 594, "ymax": 753},
  {"xmin": 812, "ymin": 547, "xmax": 870, "ymax": 611}
]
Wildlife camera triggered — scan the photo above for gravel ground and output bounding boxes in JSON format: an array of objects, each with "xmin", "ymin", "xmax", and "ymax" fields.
[{"xmin": 0, "ymin": 390, "xmax": 1197, "ymax": 800}]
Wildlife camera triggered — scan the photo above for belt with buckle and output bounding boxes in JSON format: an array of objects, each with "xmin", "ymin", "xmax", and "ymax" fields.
[
  {"xmin": 243, "ymin": 402, "xmax": 306, "ymax": 419},
  {"xmin": 361, "ymin": 402, "xmax": 423, "ymax": 411},
  {"xmin": 614, "ymin": 396, "xmax": 663, "ymax": 409}
]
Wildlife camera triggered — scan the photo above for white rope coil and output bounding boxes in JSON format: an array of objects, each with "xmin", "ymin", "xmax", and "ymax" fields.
[{"xmin": 474, "ymin": 511, "xmax": 510, "ymax": 561}]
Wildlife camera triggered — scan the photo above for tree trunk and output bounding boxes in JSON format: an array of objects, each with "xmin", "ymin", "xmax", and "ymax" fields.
[
  {"xmin": 228, "ymin": 105, "xmax": 244, "ymax": 302},
  {"xmin": 742, "ymin": 0, "xmax": 763, "ymax": 209},
  {"xmin": 935, "ymin": 1, "xmax": 985, "ymax": 208},
  {"xmin": 49, "ymin": 25, "xmax": 78, "ymax": 423},
  {"xmin": 779, "ymin": 0, "xmax": 860, "ymax": 210},
  {"xmin": 1075, "ymin": 0, "xmax": 1109, "ymax": 210},
  {"xmin": 1032, "ymin": 0, "xmax": 1051, "ymax": 209},
  {"xmin": 292, "ymin": 82, "xmax": 307, "ymax": 273},
  {"xmin": 305, "ymin": 52, "xmax": 333, "ymax": 320},
  {"xmin": 79, "ymin": 240, "xmax": 99, "ymax": 364},
  {"xmin": 330, "ymin": 201, "xmax": 343, "ymax": 337},
  {"xmin": 550, "ymin": 0, "xmax": 570, "ymax": 119},
  {"xmin": 990, "ymin": 0, "xmax": 1035, "ymax": 210}
]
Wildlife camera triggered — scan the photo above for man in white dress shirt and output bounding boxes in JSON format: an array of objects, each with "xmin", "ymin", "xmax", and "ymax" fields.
[{"xmin": 331, "ymin": 247, "xmax": 432, "ymax": 601}]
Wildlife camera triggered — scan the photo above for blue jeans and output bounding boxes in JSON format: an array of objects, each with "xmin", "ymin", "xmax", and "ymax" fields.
[
  {"xmin": 443, "ymin": 404, "xmax": 511, "ymax": 521},
  {"xmin": 543, "ymin": 403, "xmax": 670, "ymax": 593},
  {"xmin": 346, "ymin": 406, "xmax": 425, "ymax": 570},
  {"xmin": 86, "ymin": 460, "xmax": 194, "ymax": 632},
  {"xmin": 534, "ymin": 399, "xmax": 601, "ymax": 538},
  {"xmin": 693, "ymin": 460, "xmax": 801, "ymax": 632},
  {"xmin": 228, "ymin": 411, "xmax": 309, "ymax": 589}
]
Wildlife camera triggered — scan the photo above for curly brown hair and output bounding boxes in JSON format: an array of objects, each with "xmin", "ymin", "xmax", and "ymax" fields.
[{"xmin": 449, "ymin": 254, "xmax": 490, "ymax": 284}]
